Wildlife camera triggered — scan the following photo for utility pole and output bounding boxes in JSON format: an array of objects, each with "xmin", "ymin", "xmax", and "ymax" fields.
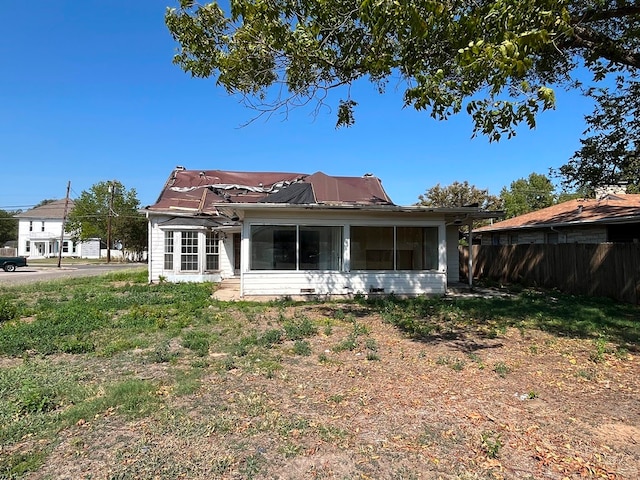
[
  {"xmin": 106, "ymin": 182, "xmax": 115, "ymax": 263},
  {"xmin": 57, "ymin": 181, "xmax": 71, "ymax": 268}
]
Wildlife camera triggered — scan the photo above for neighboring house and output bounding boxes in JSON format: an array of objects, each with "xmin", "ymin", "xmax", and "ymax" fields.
[
  {"xmin": 144, "ymin": 167, "xmax": 499, "ymax": 297},
  {"xmin": 15, "ymin": 200, "xmax": 101, "ymax": 259},
  {"xmin": 476, "ymin": 193, "xmax": 640, "ymax": 245}
]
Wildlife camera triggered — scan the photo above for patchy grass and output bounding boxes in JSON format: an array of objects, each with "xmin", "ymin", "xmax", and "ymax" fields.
[{"xmin": 0, "ymin": 274, "xmax": 638, "ymax": 479}]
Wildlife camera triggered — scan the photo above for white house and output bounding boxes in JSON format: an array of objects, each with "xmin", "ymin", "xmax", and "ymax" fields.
[
  {"xmin": 144, "ymin": 168, "xmax": 498, "ymax": 297},
  {"xmin": 15, "ymin": 200, "xmax": 101, "ymax": 259}
]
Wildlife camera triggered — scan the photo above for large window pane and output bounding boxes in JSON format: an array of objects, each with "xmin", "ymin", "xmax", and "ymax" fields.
[
  {"xmin": 351, "ymin": 226, "xmax": 394, "ymax": 270},
  {"xmin": 300, "ymin": 226, "xmax": 343, "ymax": 270},
  {"xmin": 251, "ymin": 225, "xmax": 296, "ymax": 270},
  {"xmin": 396, "ymin": 227, "xmax": 438, "ymax": 270},
  {"xmin": 181, "ymin": 231, "xmax": 198, "ymax": 271}
]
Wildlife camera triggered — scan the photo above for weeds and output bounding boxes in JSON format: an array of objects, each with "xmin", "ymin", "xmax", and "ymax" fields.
[
  {"xmin": 436, "ymin": 355, "xmax": 465, "ymax": 371},
  {"xmin": 589, "ymin": 336, "xmax": 609, "ymax": 363},
  {"xmin": 480, "ymin": 430, "xmax": 503, "ymax": 458},
  {"xmin": 282, "ymin": 314, "xmax": 318, "ymax": 340},
  {"xmin": 293, "ymin": 340, "xmax": 312, "ymax": 356},
  {"xmin": 493, "ymin": 362, "xmax": 510, "ymax": 377},
  {"xmin": 0, "ymin": 296, "xmax": 18, "ymax": 322}
]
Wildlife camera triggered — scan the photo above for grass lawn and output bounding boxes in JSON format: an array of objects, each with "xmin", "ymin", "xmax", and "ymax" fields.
[{"xmin": 0, "ymin": 271, "xmax": 638, "ymax": 479}]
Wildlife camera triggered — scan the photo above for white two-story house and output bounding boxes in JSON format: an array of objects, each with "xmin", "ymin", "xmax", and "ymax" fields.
[{"xmin": 15, "ymin": 200, "xmax": 101, "ymax": 259}]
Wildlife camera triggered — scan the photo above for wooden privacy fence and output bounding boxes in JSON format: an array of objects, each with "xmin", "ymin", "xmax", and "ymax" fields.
[
  {"xmin": 460, "ymin": 244, "xmax": 640, "ymax": 304},
  {"xmin": 0, "ymin": 247, "xmax": 17, "ymax": 256}
]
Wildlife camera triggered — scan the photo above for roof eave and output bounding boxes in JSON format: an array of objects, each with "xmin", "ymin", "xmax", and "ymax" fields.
[{"xmin": 477, "ymin": 215, "xmax": 640, "ymax": 233}]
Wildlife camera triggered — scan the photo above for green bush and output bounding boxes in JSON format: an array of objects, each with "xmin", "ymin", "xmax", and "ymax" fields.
[{"xmin": 0, "ymin": 297, "xmax": 18, "ymax": 323}]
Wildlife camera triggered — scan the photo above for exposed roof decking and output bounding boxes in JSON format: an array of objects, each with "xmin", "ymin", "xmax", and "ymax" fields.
[{"xmin": 146, "ymin": 168, "xmax": 394, "ymax": 214}]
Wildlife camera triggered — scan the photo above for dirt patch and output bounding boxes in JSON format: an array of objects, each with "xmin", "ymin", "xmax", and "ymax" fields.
[{"xmin": 15, "ymin": 304, "xmax": 640, "ymax": 479}]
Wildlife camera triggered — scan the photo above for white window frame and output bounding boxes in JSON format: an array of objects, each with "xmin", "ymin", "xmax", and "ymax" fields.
[{"xmin": 205, "ymin": 231, "xmax": 220, "ymax": 271}]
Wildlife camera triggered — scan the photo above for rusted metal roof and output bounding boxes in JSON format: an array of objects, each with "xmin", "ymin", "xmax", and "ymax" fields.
[
  {"xmin": 476, "ymin": 194, "xmax": 640, "ymax": 232},
  {"xmin": 145, "ymin": 168, "xmax": 394, "ymax": 215}
]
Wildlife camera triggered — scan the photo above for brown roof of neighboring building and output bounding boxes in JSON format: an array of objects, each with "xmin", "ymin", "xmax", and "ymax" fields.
[
  {"xmin": 15, "ymin": 199, "xmax": 74, "ymax": 219},
  {"xmin": 146, "ymin": 168, "xmax": 394, "ymax": 214},
  {"xmin": 476, "ymin": 194, "xmax": 640, "ymax": 232}
]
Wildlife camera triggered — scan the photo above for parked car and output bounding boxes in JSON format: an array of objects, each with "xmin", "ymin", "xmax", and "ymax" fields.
[{"xmin": 0, "ymin": 256, "xmax": 28, "ymax": 272}]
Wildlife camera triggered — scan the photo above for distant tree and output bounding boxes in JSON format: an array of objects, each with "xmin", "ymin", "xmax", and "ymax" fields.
[
  {"xmin": 417, "ymin": 181, "xmax": 502, "ymax": 210},
  {"xmin": 0, "ymin": 209, "xmax": 18, "ymax": 246},
  {"xmin": 119, "ymin": 213, "xmax": 148, "ymax": 261},
  {"xmin": 500, "ymin": 173, "xmax": 555, "ymax": 218},
  {"xmin": 66, "ymin": 181, "xmax": 147, "ymax": 259}
]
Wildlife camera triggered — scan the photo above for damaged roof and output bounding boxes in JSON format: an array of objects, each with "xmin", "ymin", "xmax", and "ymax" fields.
[
  {"xmin": 476, "ymin": 194, "xmax": 640, "ymax": 232},
  {"xmin": 145, "ymin": 167, "xmax": 394, "ymax": 214}
]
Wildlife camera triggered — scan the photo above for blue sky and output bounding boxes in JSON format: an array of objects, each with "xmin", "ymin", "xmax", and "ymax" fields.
[{"xmin": 1, "ymin": 1, "xmax": 595, "ymax": 211}]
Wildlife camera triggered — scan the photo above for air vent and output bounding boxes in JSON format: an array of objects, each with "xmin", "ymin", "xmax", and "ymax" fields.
[
  {"xmin": 300, "ymin": 288, "xmax": 316, "ymax": 294},
  {"xmin": 369, "ymin": 287, "xmax": 385, "ymax": 293}
]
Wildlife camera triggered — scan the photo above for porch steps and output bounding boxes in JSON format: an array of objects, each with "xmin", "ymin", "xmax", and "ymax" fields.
[{"xmin": 212, "ymin": 277, "xmax": 241, "ymax": 301}]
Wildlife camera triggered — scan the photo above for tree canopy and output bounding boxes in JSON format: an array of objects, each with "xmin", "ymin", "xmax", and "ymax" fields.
[
  {"xmin": 166, "ymin": 1, "xmax": 639, "ymax": 191},
  {"xmin": 66, "ymin": 181, "xmax": 147, "ymax": 258},
  {"xmin": 0, "ymin": 210, "xmax": 18, "ymax": 246},
  {"xmin": 417, "ymin": 181, "xmax": 501, "ymax": 210},
  {"xmin": 500, "ymin": 172, "xmax": 555, "ymax": 218}
]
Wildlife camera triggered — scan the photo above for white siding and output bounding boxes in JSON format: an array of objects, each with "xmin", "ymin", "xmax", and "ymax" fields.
[
  {"xmin": 243, "ymin": 271, "xmax": 447, "ymax": 296},
  {"xmin": 219, "ymin": 233, "xmax": 234, "ymax": 277}
]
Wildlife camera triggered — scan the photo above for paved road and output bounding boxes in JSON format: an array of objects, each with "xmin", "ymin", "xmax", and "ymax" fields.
[{"xmin": 0, "ymin": 264, "xmax": 147, "ymax": 287}]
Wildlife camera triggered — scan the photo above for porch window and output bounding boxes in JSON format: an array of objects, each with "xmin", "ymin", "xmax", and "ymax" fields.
[
  {"xmin": 251, "ymin": 225, "xmax": 296, "ymax": 270},
  {"xmin": 250, "ymin": 225, "xmax": 343, "ymax": 270},
  {"xmin": 351, "ymin": 226, "xmax": 393, "ymax": 270},
  {"xmin": 164, "ymin": 231, "xmax": 174, "ymax": 270},
  {"xmin": 205, "ymin": 231, "xmax": 219, "ymax": 270},
  {"xmin": 181, "ymin": 231, "xmax": 198, "ymax": 271},
  {"xmin": 299, "ymin": 226, "xmax": 342, "ymax": 270},
  {"xmin": 351, "ymin": 226, "xmax": 438, "ymax": 270},
  {"xmin": 396, "ymin": 227, "xmax": 438, "ymax": 270},
  {"xmin": 63, "ymin": 241, "xmax": 69, "ymax": 253},
  {"xmin": 26, "ymin": 241, "xmax": 30, "ymax": 253}
]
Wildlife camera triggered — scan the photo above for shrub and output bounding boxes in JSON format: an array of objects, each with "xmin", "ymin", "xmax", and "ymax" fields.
[{"xmin": 0, "ymin": 297, "xmax": 18, "ymax": 323}]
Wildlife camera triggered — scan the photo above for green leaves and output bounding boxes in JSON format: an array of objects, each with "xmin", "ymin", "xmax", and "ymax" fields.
[
  {"xmin": 500, "ymin": 173, "xmax": 556, "ymax": 218},
  {"xmin": 165, "ymin": 0, "xmax": 639, "ymax": 155}
]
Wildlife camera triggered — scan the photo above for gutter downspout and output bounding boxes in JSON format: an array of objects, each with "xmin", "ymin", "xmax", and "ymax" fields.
[{"xmin": 549, "ymin": 226, "xmax": 563, "ymax": 243}]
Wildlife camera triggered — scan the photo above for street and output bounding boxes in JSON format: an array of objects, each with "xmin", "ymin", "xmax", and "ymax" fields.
[{"xmin": 0, "ymin": 263, "xmax": 146, "ymax": 286}]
